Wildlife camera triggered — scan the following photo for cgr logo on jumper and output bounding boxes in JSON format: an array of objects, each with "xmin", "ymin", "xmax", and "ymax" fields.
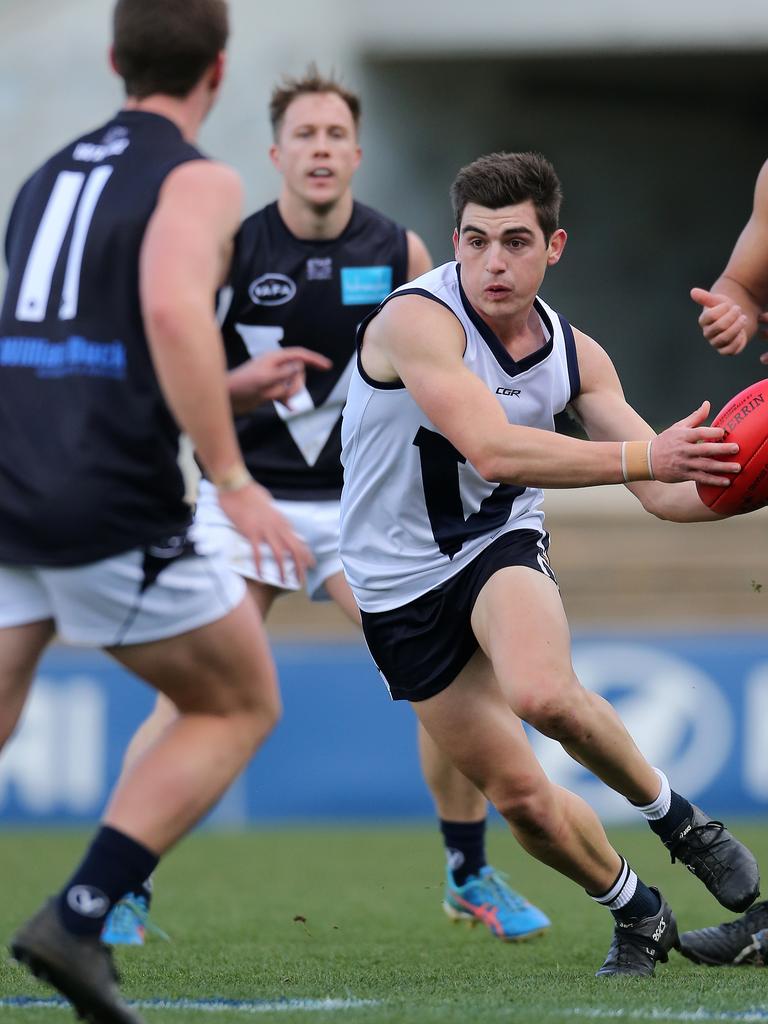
[
  {"xmin": 496, "ymin": 387, "xmax": 522, "ymax": 398},
  {"xmin": 248, "ymin": 274, "xmax": 297, "ymax": 306}
]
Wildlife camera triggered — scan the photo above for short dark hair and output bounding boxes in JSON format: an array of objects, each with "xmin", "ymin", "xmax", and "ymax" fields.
[
  {"xmin": 269, "ymin": 64, "xmax": 361, "ymax": 139},
  {"xmin": 450, "ymin": 152, "xmax": 563, "ymax": 241},
  {"xmin": 112, "ymin": 0, "xmax": 229, "ymax": 100}
]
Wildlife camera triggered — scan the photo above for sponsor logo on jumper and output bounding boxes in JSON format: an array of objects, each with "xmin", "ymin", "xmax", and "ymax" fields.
[
  {"xmin": 723, "ymin": 393, "xmax": 765, "ymax": 436},
  {"xmin": 341, "ymin": 266, "xmax": 392, "ymax": 306},
  {"xmin": 307, "ymin": 257, "xmax": 333, "ymax": 281},
  {"xmin": 73, "ymin": 127, "xmax": 130, "ymax": 163},
  {"xmin": 248, "ymin": 274, "xmax": 297, "ymax": 306},
  {"xmin": 496, "ymin": 387, "xmax": 522, "ymax": 397},
  {"xmin": 0, "ymin": 335, "xmax": 127, "ymax": 380}
]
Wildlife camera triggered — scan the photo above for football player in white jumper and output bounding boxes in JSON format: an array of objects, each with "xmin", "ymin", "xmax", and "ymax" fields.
[{"xmin": 339, "ymin": 150, "xmax": 760, "ymax": 978}]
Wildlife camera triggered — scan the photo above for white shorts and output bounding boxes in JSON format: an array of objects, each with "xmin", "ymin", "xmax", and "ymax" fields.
[
  {"xmin": 0, "ymin": 537, "xmax": 246, "ymax": 647},
  {"xmin": 193, "ymin": 481, "xmax": 343, "ymax": 601}
]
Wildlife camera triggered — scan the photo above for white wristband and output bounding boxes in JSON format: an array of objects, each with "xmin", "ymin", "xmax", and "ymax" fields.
[
  {"xmin": 213, "ymin": 463, "xmax": 253, "ymax": 493},
  {"xmin": 646, "ymin": 440, "xmax": 655, "ymax": 481},
  {"xmin": 620, "ymin": 441, "xmax": 630, "ymax": 484}
]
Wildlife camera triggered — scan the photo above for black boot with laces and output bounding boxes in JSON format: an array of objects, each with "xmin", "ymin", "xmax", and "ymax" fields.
[
  {"xmin": 664, "ymin": 805, "xmax": 760, "ymax": 913},
  {"xmin": 596, "ymin": 889, "xmax": 678, "ymax": 978}
]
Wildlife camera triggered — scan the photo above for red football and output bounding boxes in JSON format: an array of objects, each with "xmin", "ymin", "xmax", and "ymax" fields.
[{"xmin": 697, "ymin": 379, "xmax": 768, "ymax": 515}]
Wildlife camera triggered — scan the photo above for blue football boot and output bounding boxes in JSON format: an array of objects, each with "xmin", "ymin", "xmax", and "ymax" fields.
[
  {"xmin": 101, "ymin": 895, "xmax": 169, "ymax": 947},
  {"xmin": 443, "ymin": 865, "xmax": 550, "ymax": 941}
]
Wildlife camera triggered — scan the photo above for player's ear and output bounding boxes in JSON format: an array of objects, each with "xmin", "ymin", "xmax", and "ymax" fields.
[
  {"xmin": 269, "ymin": 143, "xmax": 281, "ymax": 172},
  {"xmin": 108, "ymin": 45, "xmax": 119, "ymax": 76},
  {"xmin": 452, "ymin": 228, "xmax": 460, "ymax": 260},
  {"xmin": 547, "ymin": 228, "xmax": 567, "ymax": 266},
  {"xmin": 208, "ymin": 52, "xmax": 226, "ymax": 93}
]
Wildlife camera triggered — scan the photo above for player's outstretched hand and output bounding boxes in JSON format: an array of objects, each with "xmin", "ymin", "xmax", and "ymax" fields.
[
  {"xmin": 651, "ymin": 400, "xmax": 741, "ymax": 487},
  {"xmin": 229, "ymin": 348, "xmax": 333, "ymax": 412},
  {"xmin": 691, "ymin": 287, "xmax": 749, "ymax": 356},
  {"xmin": 218, "ymin": 480, "xmax": 314, "ymax": 585}
]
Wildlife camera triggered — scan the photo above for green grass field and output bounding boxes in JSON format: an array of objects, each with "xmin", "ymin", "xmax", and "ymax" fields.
[{"xmin": 1, "ymin": 824, "xmax": 767, "ymax": 1024}]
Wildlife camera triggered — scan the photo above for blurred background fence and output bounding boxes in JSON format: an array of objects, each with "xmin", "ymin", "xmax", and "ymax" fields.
[{"xmin": 1, "ymin": 0, "xmax": 767, "ymax": 825}]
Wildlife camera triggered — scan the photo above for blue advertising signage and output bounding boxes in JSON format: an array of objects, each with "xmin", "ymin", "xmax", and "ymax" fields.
[{"xmin": 0, "ymin": 634, "xmax": 766, "ymax": 825}]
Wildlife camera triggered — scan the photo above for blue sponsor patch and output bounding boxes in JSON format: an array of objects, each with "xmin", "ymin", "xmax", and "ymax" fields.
[
  {"xmin": 341, "ymin": 266, "xmax": 393, "ymax": 306},
  {"xmin": 0, "ymin": 334, "xmax": 127, "ymax": 380}
]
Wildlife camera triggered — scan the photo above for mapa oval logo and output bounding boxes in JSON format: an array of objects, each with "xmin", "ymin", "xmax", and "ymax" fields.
[{"xmin": 248, "ymin": 273, "xmax": 296, "ymax": 306}]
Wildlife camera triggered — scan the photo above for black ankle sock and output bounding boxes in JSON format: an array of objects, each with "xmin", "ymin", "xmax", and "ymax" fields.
[
  {"xmin": 440, "ymin": 819, "xmax": 486, "ymax": 886},
  {"xmin": 648, "ymin": 790, "xmax": 693, "ymax": 844},
  {"xmin": 611, "ymin": 880, "xmax": 661, "ymax": 925},
  {"xmin": 588, "ymin": 856, "xmax": 661, "ymax": 925},
  {"xmin": 56, "ymin": 826, "xmax": 159, "ymax": 937}
]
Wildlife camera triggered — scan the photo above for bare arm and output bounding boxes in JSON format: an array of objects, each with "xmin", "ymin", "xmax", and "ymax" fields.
[
  {"xmin": 406, "ymin": 230, "xmax": 433, "ymax": 280},
  {"xmin": 140, "ymin": 160, "xmax": 311, "ymax": 579},
  {"xmin": 228, "ymin": 348, "xmax": 332, "ymax": 414},
  {"xmin": 571, "ymin": 330, "xmax": 736, "ymax": 521},
  {"xmin": 141, "ymin": 160, "xmax": 244, "ymax": 480},
  {"xmin": 692, "ymin": 160, "xmax": 768, "ymax": 358},
  {"xmin": 362, "ymin": 296, "xmax": 738, "ymax": 490}
]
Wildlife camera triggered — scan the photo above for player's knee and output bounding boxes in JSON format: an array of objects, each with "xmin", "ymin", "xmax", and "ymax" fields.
[
  {"xmin": 178, "ymin": 659, "xmax": 281, "ymax": 735},
  {"xmin": 490, "ymin": 777, "xmax": 553, "ymax": 839},
  {"xmin": 0, "ymin": 713, "xmax": 18, "ymax": 749},
  {"xmin": 498, "ymin": 795, "xmax": 556, "ymax": 843},
  {"xmin": 222, "ymin": 684, "xmax": 281, "ymax": 761},
  {"xmin": 516, "ymin": 682, "xmax": 583, "ymax": 741},
  {"xmin": 254, "ymin": 686, "xmax": 282, "ymax": 735},
  {"xmin": 231, "ymin": 673, "xmax": 282, "ymax": 731}
]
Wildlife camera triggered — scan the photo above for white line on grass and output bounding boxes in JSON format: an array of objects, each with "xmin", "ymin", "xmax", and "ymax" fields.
[
  {"xmin": 0, "ymin": 997, "xmax": 379, "ymax": 1014},
  {"xmin": 562, "ymin": 1009, "xmax": 768, "ymax": 1022}
]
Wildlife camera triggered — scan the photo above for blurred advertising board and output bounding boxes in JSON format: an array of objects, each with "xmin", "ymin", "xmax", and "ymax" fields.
[{"xmin": 1, "ymin": 635, "xmax": 766, "ymax": 824}]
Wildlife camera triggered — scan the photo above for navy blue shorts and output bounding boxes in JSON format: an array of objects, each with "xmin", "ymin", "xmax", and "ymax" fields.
[{"xmin": 360, "ymin": 528, "xmax": 557, "ymax": 702}]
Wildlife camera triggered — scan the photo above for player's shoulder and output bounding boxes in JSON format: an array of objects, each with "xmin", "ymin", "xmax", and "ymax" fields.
[
  {"xmin": 5, "ymin": 121, "xmax": 111, "ymax": 221},
  {"xmin": 166, "ymin": 158, "xmax": 240, "ymax": 192},
  {"xmin": 234, "ymin": 201, "xmax": 279, "ymax": 261},
  {"xmin": 374, "ymin": 268, "xmax": 462, "ymax": 334},
  {"xmin": 228, "ymin": 202, "xmax": 276, "ymax": 282},
  {"xmin": 160, "ymin": 160, "xmax": 242, "ymax": 223},
  {"xmin": 15, "ymin": 118, "xmax": 114, "ymax": 191},
  {"xmin": 753, "ymin": 160, "xmax": 768, "ymax": 212},
  {"xmin": 398, "ymin": 260, "xmax": 458, "ymax": 298},
  {"xmin": 568, "ymin": 324, "xmax": 618, "ymax": 394},
  {"xmin": 239, "ymin": 201, "xmax": 274, "ymax": 235}
]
